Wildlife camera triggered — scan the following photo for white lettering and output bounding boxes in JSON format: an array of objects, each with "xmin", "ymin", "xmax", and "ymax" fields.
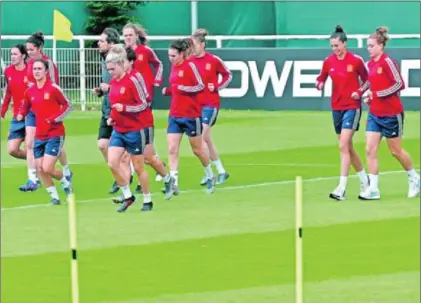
[
  {"xmin": 219, "ymin": 61, "xmax": 249, "ymax": 98},
  {"xmin": 293, "ymin": 61, "xmax": 324, "ymax": 97},
  {"xmin": 400, "ymin": 59, "xmax": 420, "ymax": 97},
  {"xmin": 248, "ymin": 61, "xmax": 292, "ymax": 97}
]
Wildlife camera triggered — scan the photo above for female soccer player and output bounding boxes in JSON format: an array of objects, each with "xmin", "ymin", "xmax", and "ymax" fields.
[
  {"xmin": 191, "ymin": 29, "xmax": 232, "ymax": 186},
  {"xmin": 17, "ymin": 59, "xmax": 73, "ymax": 205},
  {"xmin": 1, "ymin": 44, "xmax": 41, "ymax": 190},
  {"xmin": 163, "ymin": 39, "xmax": 215, "ymax": 194},
  {"xmin": 359, "ymin": 26, "xmax": 420, "ymax": 200},
  {"xmin": 25, "ymin": 32, "xmax": 72, "ymax": 190},
  {"xmin": 316, "ymin": 25, "xmax": 370, "ymax": 201},
  {"xmin": 105, "ymin": 47, "xmax": 155, "ymax": 212},
  {"xmin": 123, "ymin": 23, "xmax": 165, "ymax": 182}
]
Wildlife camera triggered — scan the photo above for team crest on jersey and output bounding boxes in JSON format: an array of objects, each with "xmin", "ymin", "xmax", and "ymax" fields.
[
  {"xmin": 377, "ymin": 67, "xmax": 383, "ymax": 74},
  {"xmin": 8, "ymin": 77, "xmax": 12, "ymax": 81},
  {"xmin": 120, "ymin": 87, "xmax": 126, "ymax": 94},
  {"xmin": 178, "ymin": 70, "xmax": 184, "ymax": 77},
  {"xmin": 347, "ymin": 65, "xmax": 353, "ymax": 72},
  {"xmin": 137, "ymin": 54, "xmax": 143, "ymax": 61},
  {"xmin": 23, "ymin": 76, "xmax": 28, "ymax": 83},
  {"xmin": 44, "ymin": 93, "xmax": 50, "ymax": 99},
  {"xmin": 205, "ymin": 63, "xmax": 211, "ymax": 71}
]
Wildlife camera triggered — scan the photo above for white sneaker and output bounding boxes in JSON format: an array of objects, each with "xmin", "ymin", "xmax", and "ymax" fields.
[
  {"xmin": 358, "ymin": 187, "xmax": 381, "ymax": 200},
  {"xmin": 408, "ymin": 177, "xmax": 420, "ymax": 198},
  {"xmin": 329, "ymin": 186, "xmax": 346, "ymax": 201},
  {"xmin": 360, "ymin": 181, "xmax": 370, "ymax": 195},
  {"xmin": 155, "ymin": 174, "xmax": 163, "ymax": 182}
]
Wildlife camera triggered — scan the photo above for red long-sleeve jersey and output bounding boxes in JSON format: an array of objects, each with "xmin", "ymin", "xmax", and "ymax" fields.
[
  {"xmin": 1, "ymin": 64, "xmax": 29, "ymax": 118},
  {"xmin": 316, "ymin": 51, "xmax": 369, "ymax": 110},
  {"xmin": 190, "ymin": 52, "xmax": 232, "ymax": 108},
  {"xmin": 366, "ymin": 53, "xmax": 404, "ymax": 116},
  {"xmin": 20, "ymin": 80, "xmax": 72, "ymax": 140},
  {"xmin": 133, "ymin": 44, "xmax": 163, "ymax": 101},
  {"xmin": 109, "ymin": 73, "xmax": 152, "ymax": 132},
  {"xmin": 26, "ymin": 55, "xmax": 59, "ymax": 87},
  {"xmin": 129, "ymin": 69, "xmax": 150, "ymax": 106},
  {"xmin": 163, "ymin": 60, "xmax": 204, "ymax": 118}
]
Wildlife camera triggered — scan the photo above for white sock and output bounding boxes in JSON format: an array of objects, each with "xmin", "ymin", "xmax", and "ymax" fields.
[
  {"xmin": 120, "ymin": 184, "xmax": 132, "ymax": 199},
  {"xmin": 170, "ymin": 170, "xmax": 178, "ymax": 186},
  {"xmin": 129, "ymin": 161, "xmax": 135, "ymax": 175},
  {"xmin": 407, "ymin": 168, "xmax": 419, "ymax": 180},
  {"xmin": 339, "ymin": 176, "xmax": 348, "ymax": 188},
  {"xmin": 59, "ymin": 177, "xmax": 70, "ymax": 188},
  {"xmin": 357, "ymin": 169, "xmax": 369, "ymax": 184},
  {"xmin": 163, "ymin": 174, "xmax": 171, "ymax": 183},
  {"xmin": 28, "ymin": 168, "xmax": 38, "ymax": 183},
  {"xmin": 369, "ymin": 174, "xmax": 379, "ymax": 189},
  {"xmin": 46, "ymin": 186, "xmax": 59, "ymax": 200},
  {"xmin": 62, "ymin": 164, "xmax": 71, "ymax": 177},
  {"xmin": 143, "ymin": 193, "xmax": 152, "ymax": 203},
  {"xmin": 204, "ymin": 164, "xmax": 214, "ymax": 179},
  {"xmin": 212, "ymin": 159, "xmax": 226, "ymax": 174}
]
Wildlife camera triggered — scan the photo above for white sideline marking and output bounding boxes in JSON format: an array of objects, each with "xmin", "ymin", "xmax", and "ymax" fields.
[
  {"xmin": 229, "ymin": 163, "xmax": 335, "ymax": 167},
  {"xmin": 1, "ymin": 169, "xmax": 415, "ymax": 212}
]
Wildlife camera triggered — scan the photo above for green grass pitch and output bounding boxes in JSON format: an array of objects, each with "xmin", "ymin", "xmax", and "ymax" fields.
[{"xmin": 1, "ymin": 110, "xmax": 420, "ymax": 303}]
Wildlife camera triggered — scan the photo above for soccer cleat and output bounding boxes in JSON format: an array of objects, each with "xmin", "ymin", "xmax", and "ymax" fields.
[
  {"xmin": 358, "ymin": 188, "xmax": 381, "ymax": 200},
  {"xmin": 200, "ymin": 175, "xmax": 208, "ymax": 186},
  {"xmin": 163, "ymin": 176, "xmax": 175, "ymax": 200},
  {"xmin": 408, "ymin": 177, "xmax": 420, "ymax": 198},
  {"xmin": 63, "ymin": 184, "xmax": 73, "ymax": 196},
  {"xmin": 112, "ymin": 193, "xmax": 124, "ymax": 204},
  {"xmin": 19, "ymin": 180, "xmax": 40, "ymax": 192},
  {"xmin": 109, "ymin": 181, "xmax": 119, "ymax": 194},
  {"xmin": 141, "ymin": 202, "xmax": 153, "ymax": 212},
  {"xmin": 329, "ymin": 186, "xmax": 346, "ymax": 201},
  {"xmin": 65, "ymin": 171, "xmax": 73, "ymax": 182},
  {"xmin": 360, "ymin": 181, "xmax": 370, "ymax": 195},
  {"xmin": 135, "ymin": 184, "xmax": 143, "ymax": 194},
  {"xmin": 205, "ymin": 177, "xmax": 216, "ymax": 194},
  {"xmin": 217, "ymin": 172, "xmax": 230, "ymax": 185},
  {"xmin": 50, "ymin": 198, "xmax": 61, "ymax": 206},
  {"xmin": 117, "ymin": 195, "xmax": 136, "ymax": 213}
]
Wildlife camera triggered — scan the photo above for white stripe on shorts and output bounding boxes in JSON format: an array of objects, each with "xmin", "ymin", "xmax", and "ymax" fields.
[
  {"xmin": 352, "ymin": 108, "xmax": 361, "ymax": 131},
  {"xmin": 195, "ymin": 118, "xmax": 202, "ymax": 136}
]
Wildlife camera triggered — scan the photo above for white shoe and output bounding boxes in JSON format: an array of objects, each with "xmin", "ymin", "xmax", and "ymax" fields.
[
  {"xmin": 360, "ymin": 181, "xmax": 370, "ymax": 195},
  {"xmin": 329, "ymin": 186, "xmax": 346, "ymax": 201},
  {"xmin": 358, "ymin": 187, "xmax": 380, "ymax": 200},
  {"xmin": 155, "ymin": 174, "xmax": 163, "ymax": 182},
  {"xmin": 408, "ymin": 177, "xmax": 420, "ymax": 198}
]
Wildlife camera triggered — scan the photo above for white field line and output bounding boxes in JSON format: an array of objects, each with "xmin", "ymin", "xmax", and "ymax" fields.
[{"xmin": 1, "ymin": 169, "xmax": 415, "ymax": 212}]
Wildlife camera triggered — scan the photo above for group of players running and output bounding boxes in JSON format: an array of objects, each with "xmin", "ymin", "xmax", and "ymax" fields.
[
  {"xmin": 1, "ymin": 23, "xmax": 419, "ymax": 212},
  {"xmin": 2, "ymin": 25, "xmax": 232, "ymax": 212}
]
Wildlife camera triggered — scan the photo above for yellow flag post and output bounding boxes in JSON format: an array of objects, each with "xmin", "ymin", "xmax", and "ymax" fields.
[{"xmin": 52, "ymin": 10, "xmax": 74, "ymax": 63}]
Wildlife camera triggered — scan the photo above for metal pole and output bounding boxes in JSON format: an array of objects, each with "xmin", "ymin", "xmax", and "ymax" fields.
[{"xmin": 191, "ymin": 1, "xmax": 198, "ymax": 33}]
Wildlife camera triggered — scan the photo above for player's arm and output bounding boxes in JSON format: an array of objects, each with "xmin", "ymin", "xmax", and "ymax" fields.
[
  {"xmin": 17, "ymin": 89, "xmax": 31, "ymax": 120},
  {"xmin": 48, "ymin": 84, "xmax": 72, "ymax": 123},
  {"xmin": 1, "ymin": 77, "xmax": 12, "ymax": 118},
  {"xmin": 133, "ymin": 72, "xmax": 150, "ymax": 102},
  {"xmin": 315, "ymin": 59, "xmax": 329, "ymax": 90},
  {"xmin": 375, "ymin": 58, "xmax": 405, "ymax": 98},
  {"xmin": 162, "ymin": 86, "xmax": 172, "ymax": 96},
  {"xmin": 356, "ymin": 58, "xmax": 370, "ymax": 97},
  {"xmin": 215, "ymin": 56, "xmax": 232, "ymax": 90},
  {"xmin": 122, "ymin": 77, "xmax": 148, "ymax": 113},
  {"xmin": 177, "ymin": 62, "xmax": 205, "ymax": 94},
  {"xmin": 48, "ymin": 59, "xmax": 60, "ymax": 85},
  {"xmin": 146, "ymin": 46, "xmax": 163, "ymax": 86}
]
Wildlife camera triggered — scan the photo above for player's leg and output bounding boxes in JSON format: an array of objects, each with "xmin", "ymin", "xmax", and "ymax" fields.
[
  {"xmin": 384, "ymin": 113, "xmax": 420, "ymax": 198},
  {"xmin": 120, "ymin": 151, "xmax": 133, "ymax": 187},
  {"xmin": 200, "ymin": 107, "xmax": 228, "ymax": 186},
  {"xmin": 57, "ymin": 148, "xmax": 72, "ymax": 181},
  {"xmin": 167, "ymin": 117, "xmax": 183, "ymax": 194},
  {"xmin": 359, "ymin": 113, "xmax": 382, "ymax": 200},
  {"xmin": 186, "ymin": 117, "xmax": 215, "ymax": 194},
  {"xmin": 20, "ymin": 121, "xmax": 40, "ymax": 191},
  {"xmin": 7, "ymin": 118, "xmax": 26, "ymax": 159},
  {"xmin": 33, "ymin": 139, "xmax": 60, "ymax": 205}
]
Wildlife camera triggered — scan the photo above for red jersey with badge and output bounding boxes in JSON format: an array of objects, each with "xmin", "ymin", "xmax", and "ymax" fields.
[
  {"xmin": 189, "ymin": 52, "xmax": 232, "ymax": 108},
  {"xmin": 366, "ymin": 53, "xmax": 404, "ymax": 116},
  {"xmin": 163, "ymin": 60, "xmax": 204, "ymax": 118},
  {"xmin": 26, "ymin": 55, "xmax": 59, "ymax": 87},
  {"xmin": 20, "ymin": 80, "xmax": 71, "ymax": 140},
  {"xmin": 132, "ymin": 44, "xmax": 163, "ymax": 101},
  {"xmin": 109, "ymin": 73, "xmax": 152, "ymax": 132},
  {"xmin": 1, "ymin": 64, "xmax": 29, "ymax": 118},
  {"xmin": 316, "ymin": 51, "xmax": 369, "ymax": 110},
  {"xmin": 129, "ymin": 69, "xmax": 150, "ymax": 106}
]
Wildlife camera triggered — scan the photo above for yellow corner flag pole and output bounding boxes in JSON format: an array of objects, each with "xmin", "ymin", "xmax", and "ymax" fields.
[
  {"xmin": 295, "ymin": 176, "xmax": 303, "ymax": 303},
  {"xmin": 67, "ymin": 193, "xmax": 80, "ymax": 303},
  {"xmin": 52, "ymin": 9, "xmax": 74, "ymax": 64}
]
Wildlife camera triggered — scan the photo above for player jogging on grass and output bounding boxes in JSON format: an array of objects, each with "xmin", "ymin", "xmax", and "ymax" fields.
[
  {"xmin": 17, "ymin": 59, "xmax": 73, "ymax": 205},
  {"xmin": 359, "ymin": 26, "xmax": 420, "ymax": 200},
  {"xmin": 316, "ymin": 25, "xmax": 370, "ymax": 201}
]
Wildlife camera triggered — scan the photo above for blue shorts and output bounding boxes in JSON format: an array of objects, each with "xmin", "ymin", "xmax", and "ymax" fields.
[
  {"xmin": 332, "ymin": 109, "xmax": 362, "ymax": 135},
  {"xmin": 366, "ymin": 112, "xmax": 404, "ymax": 138},
  {"xmin": 25, "ymin": 111, "xmax": 36, "ymax": 127},
  {"xmin": 34, "ymin": 136, "xmax": 65, "ymax": 159},
  {"xmin": 8, "ymin": 118, "xmax": 26, "ymax": 140},
  {"xmin": 201, "ymin": 107, "xmax": 219, "ymax": 126},
  {"xmin": 109, "ymin": 127, "xmax": 153, "ymax": 155},
  {"xmin": 167, "ymin": 117, "xmax": 202, "ymax": 137}
]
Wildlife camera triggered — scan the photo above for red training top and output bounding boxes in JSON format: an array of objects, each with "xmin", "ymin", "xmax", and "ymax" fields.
[
  {"xmin": 1, "ymin": 64, "xmax": 29, "ymax": 118},
  {"xmin": 26, "ymin": 55, "xmax": 59, "ymax": 86}
]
